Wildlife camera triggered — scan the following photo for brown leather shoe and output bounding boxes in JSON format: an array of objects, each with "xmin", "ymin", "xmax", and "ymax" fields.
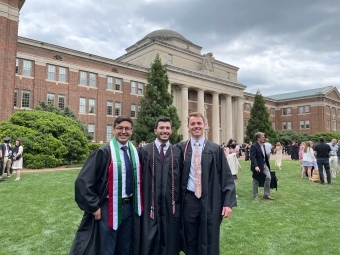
[
  {"xmin": 253, "ymin": 195, "xmax": 259, "ymax": 200},
  {"xmin": 263, "ymin": 195, "xmax": 274, "ymax": 200}
]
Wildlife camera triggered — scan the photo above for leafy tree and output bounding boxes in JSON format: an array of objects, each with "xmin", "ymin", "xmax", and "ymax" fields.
[
  {"xmin": 276, "ymin": 130, "xmax": 312, "ymax": 145},
  {"xmin": 245, "ymin": 90, "xmax": 277, "ymax": 143},
  {"xmin": 0, "ymin": 110, "xmax": 89, "ymax": 168},
  {"xmin": 134, "ymin": 54, "xmax": 182, "ymax": 143},
  {"xmin": 35, "ymin": 101, "xmax": 93, "ymax": 141}
]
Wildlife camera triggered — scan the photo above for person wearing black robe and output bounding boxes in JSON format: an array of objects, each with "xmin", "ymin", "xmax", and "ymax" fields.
[
  {"xmin": 70, "ymin": 116, "xmax": 141, "ymax": 255},
  {"xmin": 291, "ymin": 141, "xmax": 299, "ymax": 160},
  {"xmin": 177, "ymin": 112, "xmax": 237, "ymax": 255},
  {"xmin": 138, "ymin": 117, "xmax": 181, "ymax": 255}
]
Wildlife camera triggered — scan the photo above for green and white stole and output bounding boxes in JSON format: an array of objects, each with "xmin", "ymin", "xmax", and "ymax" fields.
[{"xmin": 108, "ymin": 137, "xmax": 142, "ymax": 230}]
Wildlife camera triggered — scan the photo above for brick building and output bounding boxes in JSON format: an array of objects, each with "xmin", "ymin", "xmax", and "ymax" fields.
[{"xmin": 1, "ymin": 0, "xmax": 339, "ymax": 144}]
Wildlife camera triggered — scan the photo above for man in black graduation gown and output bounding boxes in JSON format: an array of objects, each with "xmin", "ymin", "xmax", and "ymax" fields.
[
  {"xmin": 139, "ymin": 116, "xmax": 181, "ymax": 255},
  {"xmin": 70, "ymin": 116, "xmax": 141, "ymax": 255},
  {"xmin": 178, "ymin": 112, "xmax": 237, "ymax": 255},
  {"xmin": 291, "ymin": 141, "xmax": 299, "ymax": 160}
]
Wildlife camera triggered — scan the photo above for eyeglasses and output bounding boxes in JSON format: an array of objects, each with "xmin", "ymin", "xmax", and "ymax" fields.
[{"xmin": 115, "ymin": 127, "xmax": 133, "ymax": 132}]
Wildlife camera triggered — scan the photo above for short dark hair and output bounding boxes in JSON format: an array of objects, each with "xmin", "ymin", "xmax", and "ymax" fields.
[
  {"xmin": 154, "ymin": 116, "xmax": 172, "ymax": 129},
  {"xmin": 15, "ymin": 139, "xmax": 22, "ymax": 146},
  {"xmin": 319, "ymin": 137, "xmax": 325, "ymax": 143},
  {"xmin": 114, "ymin": 116, "xmax": 134, "ymax": 128}
]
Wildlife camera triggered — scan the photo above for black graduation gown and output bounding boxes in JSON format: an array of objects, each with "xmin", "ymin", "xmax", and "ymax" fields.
[
  {"xmin": 291, "ymin": 145, "xmax": 299, "ymax": 160},
  {"xmin": 178, "ymin": 140, "xmax": 237, "ymax": 255},
  {"xmin": 139, "ymin": 143, "xmax": 181, "ymax": 255},
  {"xmin": 70, "ymin": 144, "xmax": 140, "ymax": 255}
]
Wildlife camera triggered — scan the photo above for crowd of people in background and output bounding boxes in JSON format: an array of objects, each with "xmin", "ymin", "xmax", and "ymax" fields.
[{"xmin": 0, "ymin": 137, "xmax": 23, "ymax": 182}]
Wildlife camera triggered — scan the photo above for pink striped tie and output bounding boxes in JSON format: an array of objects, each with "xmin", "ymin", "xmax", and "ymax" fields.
[{"xmin": 193, "ymin": 141, "xmax": 202, "ymax": 198}]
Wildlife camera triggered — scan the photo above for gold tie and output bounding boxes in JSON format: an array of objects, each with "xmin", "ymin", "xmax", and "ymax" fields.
[{"xmin": 193, "ymin": 141, "xmax": 201, "ymax": 198}]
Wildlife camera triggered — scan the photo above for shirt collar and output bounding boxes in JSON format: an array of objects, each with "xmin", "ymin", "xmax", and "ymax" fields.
[
  {"xmin": 190, "ymin": 137, "xmax": 205, "ymax": 147},
  {"xmin": 155, "ymin": 139, "xmax": 170, "ymax": 149}
]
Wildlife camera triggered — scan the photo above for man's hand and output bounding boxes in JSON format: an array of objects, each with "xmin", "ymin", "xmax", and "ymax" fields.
[
  {"xmin": 255, "ymin": 166, "xmax": 260, "ymax": 172},
  {"xmin": 92, "ymin": 208, "xmax": 101, "ymax": 220},
  {"xmin": 221, "ymin": 207, "xmax": 232, "ymax": 218}
]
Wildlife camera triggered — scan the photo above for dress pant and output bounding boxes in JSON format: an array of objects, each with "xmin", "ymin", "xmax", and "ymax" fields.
[
  {"xmin": 3, "ymin": 157, "xmax": 11, "ymax": 176},
  {"xmin": 329, "ymin": 156, "xmax": 337, "ymax": 176},
  {"xmin": 183, "ymin": 190, "xmax": 201, "ymax": 255},
  {"xmin": 317, "ymin": 158, "xmax": 331, "ymax": 184},
  {"xmin": 99, "ymin": 198, "xmax": 133, "ymax": 255},
  {"xmin": 253, "ymin": 164, "xmax": 271, "ymax": 196}
]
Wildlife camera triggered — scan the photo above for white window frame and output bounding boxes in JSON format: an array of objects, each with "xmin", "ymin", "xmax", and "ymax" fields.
[
  {"xmin": 106, "ymin": 125, "xmax": 113, "ymax": 141},
  {"xmin": 89, "ymin": 99, "xmax": 95, "ymax": 114},
  {"xmin": 89, "ymin": 73, "xmax": 96, "ymax": 87},
  {"xmin": 107, "ymin": 101, "xmax": 113, "ymax": 115},
  {"xmin": 58, "ymin": 95, "xmax": 65, "ymax": 109},
  {"xmin": 88, "ymin": 124, "xmax": 95, "ymax": 140},
  {"xmin": 131, "ymin": 81, "xmax": 136, "ymax": 94},
  {"xmin": 116, "ymin": 78, "xmax": 122, "ymax": 91},
  {"xmin": 79, "ymin": 97, "xmax": 86, "ymax": 113},
  {"xmin": 138, "ymin": 83, "xmax": 143, "ymax": 95},
  {"xmin": 23, "ymin": 60, "xmax": 32, "ymax": 76},
  {"xmin": 48, "ymin": 64, "xmax": 56, "ymax": 80},
  {"xmin": 115, "ymin": 102, "xmax": 121, "ymax": 116},
  {"xmin": 107, "ymin": 76, "xmax": 113, "ymax": 90},
  {"xmin": 21, "ymin": 90, "xmax": 30, "ymax": 108},
  {"xmin": 59, "ymin": 67, "xmax": 67, "ymax": 82},
  {"xmin": 47, "ymin": 93, "xmax": 55, "ymax": 105},
  {"xmin": 131, "ymin": 104, "xmax": 136, "ymax": 118}
]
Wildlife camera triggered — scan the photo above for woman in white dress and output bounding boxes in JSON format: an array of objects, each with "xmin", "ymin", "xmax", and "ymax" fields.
[
  {"xmin": 11, "ymin": 139, "xmax": 23, "ymax": 181},
  {"xmin": 275, "ymin": 142, "xmax": 283, "ymax": 170},
  {"xmin": 302, "ymin": 141, "xmax": 316, "ymax": 180}
]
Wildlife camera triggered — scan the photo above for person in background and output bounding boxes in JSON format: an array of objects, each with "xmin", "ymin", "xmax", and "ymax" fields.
[
  {"xmin": 314, "ymin": 137, "xmax": 331, "ymax": 184},
  {"xmin": 275, "ymin": 142, "xmax": 283, "ymax": 170},
  {"xmin": 245, "ymin": 142, "xmax": 252, "ymax": 162},
  {"xmin": 291, "ymin": 141, "xmax": 299, "ymax": 161},
  {"xmin": 299, "ymin": 142, "xmax": 305, "ymax": 168},
  {"xmin": 225, "ymin": 139, "xmax": 242, "ymax": 197},
  {"xmin": 264, "ymin": 138, "xmax": 272, "ymax": 160},
  {"xmin": 11, "ymin": 139, "xmax": 23, "ymax": 181},
  {"xmin": 327, "ymin": 139, "xmax": 338, "ymax": 178},
  {"xmin": 0, "ymin": 137, "xmax": 12, "ymax": 180},
  {"xmin": 302, "ymin": 141, "xmax": 316, "ymax": 180}
]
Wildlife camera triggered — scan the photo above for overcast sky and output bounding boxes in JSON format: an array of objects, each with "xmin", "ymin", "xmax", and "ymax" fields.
[{"xmin": 19, "ymin": 0, "xmax": 340, "ymax": 96}]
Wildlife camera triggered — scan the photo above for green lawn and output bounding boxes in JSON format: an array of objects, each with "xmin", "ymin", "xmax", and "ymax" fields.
[{"xmin": 1, "ymin": 159, "xmax": 339, "ymax": 255}]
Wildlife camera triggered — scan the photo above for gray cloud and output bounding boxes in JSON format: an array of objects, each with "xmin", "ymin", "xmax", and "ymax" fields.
[{"xmin": 19, "ymin": 0, "xmax": 340, "ymax": 96}]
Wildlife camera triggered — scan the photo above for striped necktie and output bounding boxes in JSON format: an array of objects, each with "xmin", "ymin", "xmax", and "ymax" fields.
[{"xmin": 193, "ymin": 140, "xmax": 202, "ymax": 198}]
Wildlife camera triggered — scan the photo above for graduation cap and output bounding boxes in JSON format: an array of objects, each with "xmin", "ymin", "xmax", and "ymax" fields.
[{"xmin": 3, "ymin": 137, "xmax": 10, "ymax": 142}]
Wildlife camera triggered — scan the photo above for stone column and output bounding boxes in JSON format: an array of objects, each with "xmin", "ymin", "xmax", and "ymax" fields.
[
  {"xmin": 197, "ymin": 89, "xmax": 205, "ymax": 115},
  {"xmin": 237, "ymin": 97, "xmax": 244, "ymax": 143},
  {"xmin": 181, "ymin": 86, "xmax": 189, "ymax": 141},
  {"xmin": 212, "ymin": 92, "xmax": 220, "ymax": 143},
  {"xmin": 226, "ymin": 95, "xmax": 232, "ymax": 140}
]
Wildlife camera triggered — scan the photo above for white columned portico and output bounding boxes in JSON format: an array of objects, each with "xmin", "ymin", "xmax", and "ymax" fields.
[
  {"xmin": 181, "ymin": 85, "xmax": 189, "ymax": 140},
  {"xmin": 226, "ymin": 95, "xmax": 232, "ymax": 141},
  {"xmin": 197, "ymin": 89, "xmax": 205, "ymax": 115},
  {"xmin": 237, "ymin": 97, "xmax": 244, "ymax": 143},
  {"xmin": 212, "ymin": 92, "xmax": 220, "ymax": 143}
]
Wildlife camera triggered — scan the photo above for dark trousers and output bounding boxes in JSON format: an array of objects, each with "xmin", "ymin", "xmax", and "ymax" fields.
[
  {"xmin": 99, "ymin": 199, "xmax": 133, "ymax": 255},
  {"xmin": 317, "ymin": 158, "xmax": 331, "ymax": 184},
  {"xmin": 183, "ymin": 191, "xmax": 201, "ymax": 255}
]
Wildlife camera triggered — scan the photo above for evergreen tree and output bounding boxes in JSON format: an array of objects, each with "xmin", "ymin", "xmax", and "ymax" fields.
[
  {"xmin": 134, "ymin": 54, "xmax": 182, "ymax": 143},
  {"xmin": 245, "ymin": 90, "xmax": 277, "ymax": 143}
]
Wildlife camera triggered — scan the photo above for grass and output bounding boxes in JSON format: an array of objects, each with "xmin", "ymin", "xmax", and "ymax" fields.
[{"xmin": 1, "ymin": 159, "xmax": 340, "ymax": 255}]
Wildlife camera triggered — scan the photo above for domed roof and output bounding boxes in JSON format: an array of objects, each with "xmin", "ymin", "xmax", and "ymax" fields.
[{"xmin": 143, "ymin": 29, "xmax": 192, "ymax": 44}]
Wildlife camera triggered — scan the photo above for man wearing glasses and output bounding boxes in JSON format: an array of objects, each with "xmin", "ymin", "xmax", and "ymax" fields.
[{"xmin": 70, "ymin": 116, "xmax": 142, "ymax": 255}]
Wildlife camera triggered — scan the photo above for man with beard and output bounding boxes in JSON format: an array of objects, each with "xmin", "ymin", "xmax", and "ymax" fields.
[
  {"xmin": 178, "ymin": 112, "xmax": 236, "ymax": 255},
  {"xmin": 70, "ymin": 116, "xmax": 142, "ymax": 255},
  {"xmin": 139, "ymin": 116, "xmax": 181, "ymax": 255}
]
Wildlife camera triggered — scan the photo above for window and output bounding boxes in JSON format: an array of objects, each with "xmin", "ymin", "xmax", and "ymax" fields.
[
  {"xmin": 115, "ymin": 102, "xmax": 121, "ymax": 116},
  {"xmin": 326, "ymin": 105, "xmax": 330, "ymax": 114},
  {"xmin": 168, "ymin": 54, "xmax": 173, "ymax": 64},
  {"xmin": 21, "ymin": 91, "xmax": 30, "ymax": 108},
  {"xmin": 271, "ymin": 122, "xmax": 275, "ymax": 130},
  {"xmin": 116, "ymin": 78, "xmax": 122, "ymax": 91},
  {"xmin": 88, "ymin": 124, "xmax": 95, "ymax": 140},
  {"xmin": 282, "ymin": 107, "xmax": 291, "ymax": 115},
  {"xmin": 107, "ymin": 101, "xmax": 113, "ymax": 115},
  {"xmin": 305, "ymin": 120, "xmax": 310, "ymax": 129},
  {"xmin": 79, "ymin": 98, "xmax": 86, "ymax": 113},
  {"xmin": 131, "ymin": 81, "xmax": 136, "ymax": 94},
  {"xmin": 59, "ymin": 67, "xmax": 67, "ymax": 82},
  {"xmin": 138, "ymin": 83, "xmax": 143, "ymax": 95},
  {"xmin": 80, "ymin": 71, "xmax": 87, "ymax": 85},
  {"xmin": 131, "ymin": 104, "xmax": 136, "ymax": 118},
  {"xmin": 270, "ymin": 108, "xmax": 275, "ymax": 116},
  {"xmin": 23, "ymin": 60, "xmax": 32, "ymax": 76},
  {"xmin": 305, "ymin": 106, "xmax": 310, "ymax": 113},
  {"xmin": 326, "ymin": 120, "xmax": 330, "ymax": 129},
  {"xmin": 15, "ymin": 59, "xmax": 19, "ymax": 74},
  {"xmin": 300, "ymin": 120, "xmax": 305, "ymax": 129},
  {"xmin": 299, "ymin": 106, "xmax": 304, "ymax": 114},
  {"xmin": 332, "ymin": 107, "xmax": 336, "ymax": 115},
  {"xmin": 244, "ymin": 103, "xmax": 250, "ymax": 112},
  {"xmin": 332, "ymin": 120, "xmax": 336, "ymax": 130},
  {"xmin": 282, "ymin": 121, "xmax": 292, "ymax": 130},
  {"xmin": 89, "ymin": 73, "xmax": 96, "ymax": 87},
  {"xmin": 107, "ymin": 76, "xmax": 113, "ymax": 90},
  {"xmin": 14, "ymin": 90, "xmax": 18, "ymax": 107},
  {"xmin": 89, "ymin": 99, "xmax": 95, "ymax": 114},
  {"xmin": 58, "ymin": 95, "xmax": 65, "ymax": 109},
  {"xmin": 106, "ymin": 125, "xmax": 113, "ymax": 141},
  {"xmin": 47, "ymin": 65, "xmax": 56, "ymax": 80},
  {"xmin": 47, "ymin": 93, "xmax": 55, "ymax": 105}
]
